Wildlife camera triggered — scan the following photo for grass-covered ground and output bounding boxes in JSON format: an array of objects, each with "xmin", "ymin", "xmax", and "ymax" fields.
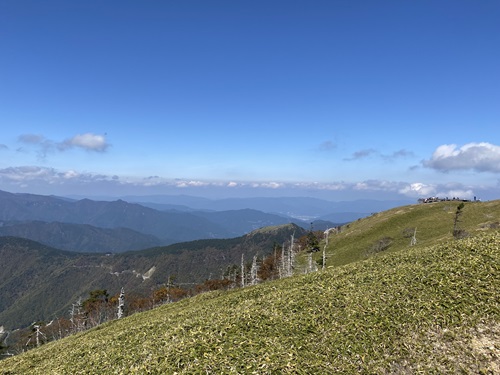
[
  {"xmin": 2, "ymin": 230, "xmax": 499, "ymax": 374},
  {"xmin": 321, "ymin": 200, "xmax": 500, "ymax": 267}
]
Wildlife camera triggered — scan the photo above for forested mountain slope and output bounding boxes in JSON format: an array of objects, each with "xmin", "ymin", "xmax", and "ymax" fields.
[
  {"xmin": 0, "ymin": 221, "xmax": 162, "ymax": 252},
  {"xmin": 0, "ymin": 224, "xmax": 306, "ymax": 329}
]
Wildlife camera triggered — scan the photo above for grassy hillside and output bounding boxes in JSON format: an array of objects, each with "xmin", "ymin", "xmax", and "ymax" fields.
[
  {"xmin": 321, "ymin": 200, "xmax": 500, "ymax": 267},
  {"xmin": 2, "ymin": 230, "xmax": 498, "ymax": 374}
]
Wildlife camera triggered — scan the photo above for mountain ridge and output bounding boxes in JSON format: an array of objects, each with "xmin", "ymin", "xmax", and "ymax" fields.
[
  {"xmin": 0, "ymin": 189, "xmax": 339, "ymax": 247},
  {"xmin": 67, "ymin": 193, "xmax": 413, "ymax": 219}
]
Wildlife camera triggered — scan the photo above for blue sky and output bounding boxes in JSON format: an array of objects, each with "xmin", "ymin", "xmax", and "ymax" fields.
[{"xmin": 1, "ymin": 1, "xmax": 499, "ymax": 201}]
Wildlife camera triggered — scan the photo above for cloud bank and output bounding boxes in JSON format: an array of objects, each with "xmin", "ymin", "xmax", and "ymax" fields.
[
  {"xmin": 0, "ymin": 165, "xmax": 492, "ymax": 201},
  {"xmin": 423, "ymin": 142, "xmax": 500, "ymax": 173}
]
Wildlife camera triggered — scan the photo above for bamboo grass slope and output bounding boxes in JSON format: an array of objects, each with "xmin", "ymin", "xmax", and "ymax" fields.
[
  {"xmin": 2, "ymin": 231, "xmax": 499, "ymax": 374},
  {"xmin": 323, "ymin": 200, "xmax": 500, "ymax": 267}
]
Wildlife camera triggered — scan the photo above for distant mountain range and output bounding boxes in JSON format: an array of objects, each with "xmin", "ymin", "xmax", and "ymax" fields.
[
  {"xmin": 0, "ymin": 190, "xmax": 228, "ymax": 246},
  {"xmin": 0, "ymin": 190, "xmax": 358, "ymax": 251},
  {"xmin": 106, "ymin": 194, "xmax": 414, "ymax": 221}
]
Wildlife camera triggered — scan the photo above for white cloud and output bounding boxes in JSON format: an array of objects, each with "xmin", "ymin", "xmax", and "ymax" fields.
[
  {"xmin": 0, "ymin": 166, "xmax": 112, "ymax": 186},
  {"xmin": 423, "ymin": 142, "xmax": 500, "ymax": 173},
  {"xmin": 61, "ymin": 133, "xmax": 109, "ymax": 152},
  {"xmin": 399, "ymin": 182, "xmax": 437, "ymax": 197},
  {"xmin": 18, "ymin": 132, "xmax": 110, "ymax": 157},
  {"xmin": 1, "ymin": 166, "xmax": 495, "ymax": 201},
  {"xmin": 18, "ymin": 134, "xmax": 54, "ymax": 159},
  {"xmin": 18, "ymin": 134, "xmax": 46, "ymax": 144},
  {"xmin": 63, "ymin": 170, "xmax": 79, "ymax": 179},
  {"xmin": 344, "ymin": 148, "xmax": 377, "ymax": 161},
  {"xmin": 344, "ymin": 148, "xmax": 415, "ymax": 162},
  {"xmin": 399, "ymin": 182, "xmax": 475, "ymax": 200},
  {"xmin": 258, "ymin": 182, "xmax": 283, "ymax": 189},
  {"xmin": 174, "ymin": 180, "xmax": 210, "ymax": 188},
  {"xmin": 318, "ymin": 140, "xmax": 336, "ymax": 151},
  {"xmin": 0, "ymin": 166, "xmax": 56, "ymax": 182},
  {"xmin": 354, "ymin": 180, "xmax": 405, "ymax": 192},
  {"xmin": 382, "ymin": 149, "xmax": 415, "ymax": 161},
  {"xmin": 436, "ymin": 189, "xmax": 474, "ymax": 200},
  {"xmin": 293, "ymin": 182, "xmax": 348, "ymax": 191}
]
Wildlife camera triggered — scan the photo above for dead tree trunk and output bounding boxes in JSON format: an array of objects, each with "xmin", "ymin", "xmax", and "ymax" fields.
[{"xmin": 117, "ymin": 287, "xmax": 125, "ymax": 319}]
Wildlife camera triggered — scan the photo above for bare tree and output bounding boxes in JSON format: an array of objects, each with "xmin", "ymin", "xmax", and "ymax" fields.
[
  {"xmin": 26, "ymin": 324, "xmax": 46, "ymax": 348},
  {"xmin": 322, "ymin": 229, "xmax": 331, "ymax": 270},
  {"xmin": 289, "ymin": 232, "xmax": 295, "ymax": 276},
  {"xmin": 305, "ymin": 252, "xmax": 317, "ymax": 274},
  {"xmin": 410, "ymin": 227, "xmax": 417, "ymax": 246},
  {"xmin": 117, "ymin": 287, "xmax": 125, "ymax": 319},
  {"xmin": 250, "ymin": 255, "xmax": 260, "ymax": 285},
  {"xmin": 278, "ymin": 243, "xmax": 285, "ymax": 279},
  {"xmin": 241, "ymin": 253, "xmax": 246, "ymax": 287},
  {"xmin": 69, "ymin": 297, "xmax": 85, "ymax": 333},
  {"xmin": 279, "ymin": 233, "xmax": 296, "ymax": 278}
]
